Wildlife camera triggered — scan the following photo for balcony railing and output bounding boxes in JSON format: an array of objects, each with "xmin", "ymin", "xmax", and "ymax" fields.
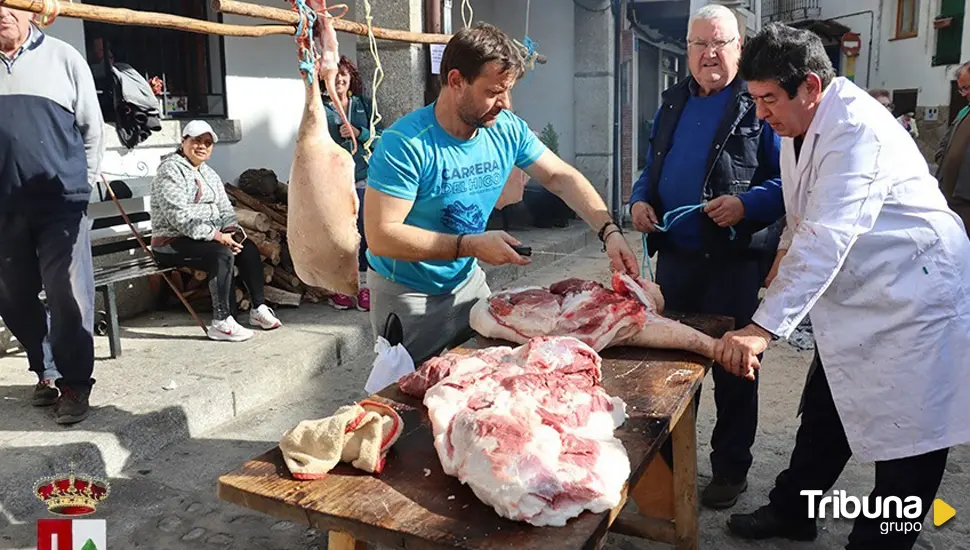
[{"xmin": 762, "ymin": 0, "xmax": 822, "ymax": 24}]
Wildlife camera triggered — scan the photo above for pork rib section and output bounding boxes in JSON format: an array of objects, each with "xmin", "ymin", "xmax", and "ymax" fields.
[
  {"xmin": 417, "ymin": 336, "xmax": 631, "ymax": 527},
  {"xmin": 469, "ymin": 273, "xmax": 716, "ymax": 358}
]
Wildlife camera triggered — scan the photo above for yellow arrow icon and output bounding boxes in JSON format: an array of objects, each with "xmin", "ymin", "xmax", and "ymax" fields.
[{"xmin": 934, "ymin": 499, "xmax": 956, "ymax": 527}]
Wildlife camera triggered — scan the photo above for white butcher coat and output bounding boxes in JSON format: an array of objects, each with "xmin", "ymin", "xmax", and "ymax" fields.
[{"xmin": 752, "ymin": 77, "xmax": 970, "ymax": 463}]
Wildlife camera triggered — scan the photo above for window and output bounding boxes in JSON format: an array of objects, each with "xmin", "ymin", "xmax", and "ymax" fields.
[
  {"xmin": 933, "ymin": 0, "xmax": 965, "ymax": 66},
  {"xmin": 83, "ymin": 0, "xmax": 227, "ymax": 121},
  {"xmin": 895, "ymin": 0, "xmax": 919, "ymax": 39}
]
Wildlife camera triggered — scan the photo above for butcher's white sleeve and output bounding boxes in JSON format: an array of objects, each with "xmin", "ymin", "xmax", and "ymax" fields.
[{"xmin": 752, "ymin": 123, "xmax": 891, "ymax": 339}]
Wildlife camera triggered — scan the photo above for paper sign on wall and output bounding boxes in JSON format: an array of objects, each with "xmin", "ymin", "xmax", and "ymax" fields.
[{"xmin": 430, "ymin": 44, "xmax": 445, "ymax": 74}]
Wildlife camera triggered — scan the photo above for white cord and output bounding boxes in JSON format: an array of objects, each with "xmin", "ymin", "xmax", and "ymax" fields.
[
  {"xmin": 524, "ymin": 0, "xmax": 530, "ymax": 37},
  {"xmin": 462, "ymin": 0, "xmax": 473, "ymax": 28},
  {"xmin": 363, "ymin": 0, "xmax": 384, "ymax": 161}
]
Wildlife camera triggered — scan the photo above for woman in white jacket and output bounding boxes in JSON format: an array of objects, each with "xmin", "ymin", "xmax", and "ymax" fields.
[
  {"xmin": 150, "ymin": 121, "xmax": 282, "ymax": 341},
  {"xmin": 716, "ymin": 23, "xmax": 970, "ymax": 549}
]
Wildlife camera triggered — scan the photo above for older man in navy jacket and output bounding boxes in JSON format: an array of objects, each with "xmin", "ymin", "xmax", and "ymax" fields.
[{"xmin": 630, "ymin": 4, "xmax": 785, "ymax": 509}]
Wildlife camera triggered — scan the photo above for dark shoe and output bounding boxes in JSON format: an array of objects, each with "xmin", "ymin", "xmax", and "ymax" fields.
[
  {"xmin": 54, "ymin": 384, "xmax": 91, "ymax": 425},
  {"xmin": 32, "ymin": 380, "xmax": 59, "ymax": 407},
  {"xmin": 728, "ymin": 505, "xmax": 818, "ymax": 541},
  {"xmin": 702, "ymin": 475, "xmax": 748, "ymax": 509}
]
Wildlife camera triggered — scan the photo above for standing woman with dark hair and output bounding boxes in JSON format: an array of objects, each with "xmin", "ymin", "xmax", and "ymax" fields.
[{"xmin": 321, "ymin": 55, "xmax": 383, "ymax": 312}]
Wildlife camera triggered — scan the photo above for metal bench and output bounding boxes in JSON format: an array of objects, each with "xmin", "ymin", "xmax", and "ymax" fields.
[{"xmin": 87, "ymin": 195, "xmax": 175, "ymax": 358}]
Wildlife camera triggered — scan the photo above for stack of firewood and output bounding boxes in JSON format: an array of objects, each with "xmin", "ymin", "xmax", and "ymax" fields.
[{"xmin": 167, "ymin": 169, "xmax": 332, "ymax": 312}]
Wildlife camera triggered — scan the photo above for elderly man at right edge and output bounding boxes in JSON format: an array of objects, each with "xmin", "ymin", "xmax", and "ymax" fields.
[{"xmin": 717, "ymin": 23, "xmax": 970, "ymax": 550}]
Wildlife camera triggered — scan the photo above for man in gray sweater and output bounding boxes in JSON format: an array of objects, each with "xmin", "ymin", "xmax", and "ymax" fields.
[{"xmin": 0, "ymin": 8, "xmax": 104, "ymax": 424}]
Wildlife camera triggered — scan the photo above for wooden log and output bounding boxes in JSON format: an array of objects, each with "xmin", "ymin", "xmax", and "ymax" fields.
[
  {"xmin": 210, "ymin": 0, "xmax": 548, "ymax": 63},
  {"xmin": 226, "ymin": 185, "xmax": 287, "ymax": 227},
  {"xmin": 4, "ymin": 0, "xmax": 294, "ymax": 37},
  {"xmin": 272, "ymin": 268, "xmax": 303, "ymax": 292},
  {"xmin": 247, "ymin": 231, "xmax": 281, "ymax": 265},
  {"xmin": 264, "ymin": 286, "xmax": 302, "ymax": 307},
  {"xmin": 271, "ymin": 272, "xmax": 303, "ymax": 295},
  {"xmin": 235, "ymin": 208, "xmax": 270, "ymax": 232},
  {"xmin": 235, "ymin": 288, "xmax": 245, "ymax": 304},
  {"xmin": 239, "ymin": 298, "xmax": 251, "ymax": 311},
  {"xmin": 263, "ymin": 264, "xmax": 275, "ymax": 284}
]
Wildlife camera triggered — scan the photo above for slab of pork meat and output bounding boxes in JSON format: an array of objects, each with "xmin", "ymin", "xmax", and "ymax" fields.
[
  {"xmin": 421, "ymin": 336, "xmax": 630, "ymax": 526},
  {"xmin": 469, "ymin": 273, "xmax": 716, "ymax": 358}
]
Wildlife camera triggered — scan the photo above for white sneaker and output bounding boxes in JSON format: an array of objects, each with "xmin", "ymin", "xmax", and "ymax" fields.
[
  {"xmin": 207, "ymin": 316, "xmax": 254, "ymax": 342},
  {"xmin": 249, "ymin": 304, "xmax": 282, "ymax": 330}
]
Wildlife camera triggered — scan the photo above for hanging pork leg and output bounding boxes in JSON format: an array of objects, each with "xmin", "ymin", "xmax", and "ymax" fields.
[{"xmin": 286, "ymin": 0, "xmax": 360, "ymax": 296}]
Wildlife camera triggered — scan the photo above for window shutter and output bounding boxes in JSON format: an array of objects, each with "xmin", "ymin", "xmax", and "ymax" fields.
[{"xmin": 933, "ymin": 1, "xmax": 965, "ymax": 66}]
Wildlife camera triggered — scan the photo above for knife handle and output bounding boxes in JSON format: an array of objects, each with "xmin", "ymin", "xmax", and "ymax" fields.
[{"xmin": 511, "ymin": 245, "xmax": 532, "ymax": 257}]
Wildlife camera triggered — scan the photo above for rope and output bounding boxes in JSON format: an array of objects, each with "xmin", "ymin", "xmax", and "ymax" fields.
[
  {"xmin": 638, "ymin": 202, "xmax": 737, "ymax": 281},
  {"xmin": 291, "ymin": 0, "xmax": 319, "ymax": 86},
  {"xmin": 362, "ymin": 0, "xmax": 384, "ymax": 162},
  {"xmin": 36, "ymin": 0, "xmax": 70, "ymax": 28},
  {"xmin": 461, "ymin": 0, "xmax": 473, "ymax": 28}
]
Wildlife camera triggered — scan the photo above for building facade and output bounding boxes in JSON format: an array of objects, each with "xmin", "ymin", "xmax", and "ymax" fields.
[{"xmin": 764, "ymin": 0, "xmax": 969, "ymax": 164}]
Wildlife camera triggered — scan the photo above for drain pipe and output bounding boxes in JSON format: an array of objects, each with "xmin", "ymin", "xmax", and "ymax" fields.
[{"xmin": 611, "ymin": 0, "xmax": 623, "ymax": 225}]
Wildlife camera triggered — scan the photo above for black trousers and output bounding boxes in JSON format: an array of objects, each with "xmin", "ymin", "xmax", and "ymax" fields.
[
  {"xmin": 154, "ymin": 237, "xmax": 265, "ymax": 320},
  {"xmin": 0, "ymin": 210, "xmax": 95, "ymax": 390},
  {"xmin": 767, "ymin": 352, "xmax": 949, "ymax": 549},
  {"xmin": 655, "ymin": 248, "xmax": 762, "ymax": 481}
]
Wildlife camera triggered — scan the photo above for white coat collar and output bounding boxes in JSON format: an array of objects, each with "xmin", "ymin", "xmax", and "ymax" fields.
[{"xmin": 793, "ymin": 77, "xmax": 842, "ymax": 181}]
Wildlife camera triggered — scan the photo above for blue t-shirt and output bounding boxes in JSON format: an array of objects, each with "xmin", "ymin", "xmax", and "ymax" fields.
[{"xmin": 366, "ymin": 104, "xmax": 546, "ymax": 295}]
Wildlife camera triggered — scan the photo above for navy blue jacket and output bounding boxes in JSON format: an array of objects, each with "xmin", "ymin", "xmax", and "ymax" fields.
[{"xmin": 631, "ymin": 76, "xmax": 784, "ymax": 257}]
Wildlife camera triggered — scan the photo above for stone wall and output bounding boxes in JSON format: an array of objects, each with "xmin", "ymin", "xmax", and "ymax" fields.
[{"xmin": 913, "ymin": 105, "xmax": 950, "ymax": 172}]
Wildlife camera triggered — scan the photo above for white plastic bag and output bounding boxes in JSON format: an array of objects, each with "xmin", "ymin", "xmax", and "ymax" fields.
[{"xmin": 365, "ymin": 336, "xmax": 415, "ymax": 394}]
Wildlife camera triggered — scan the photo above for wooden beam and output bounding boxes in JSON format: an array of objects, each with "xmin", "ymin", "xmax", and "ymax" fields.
[
  {"xmin": 213, "ymin": 0, "xmax": 451, "ymax": 44},
  {"xmin": 609, "ymin": 510, "xmax": 676, "ymax": 544},
  {"xmin": 2, "ymin": 0, "xmax": 294, "ymax": 37},
  {"xmin": 211, "ymin": 0, "xmax": 547, "ymax": 63}
]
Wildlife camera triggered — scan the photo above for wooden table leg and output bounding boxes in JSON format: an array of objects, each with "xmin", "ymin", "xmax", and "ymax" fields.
[
  {"xmin": 671, "ymin": 395, "xmax": 698, "ymax": 550},
  {"xmin": 328, "ymin": 531, "xmax": 368, "ymax": 550}
]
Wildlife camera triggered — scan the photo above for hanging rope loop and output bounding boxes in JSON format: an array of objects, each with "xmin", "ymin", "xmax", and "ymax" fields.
[{"xmin": 638, "ymin": 201, "xmax": 737, "ymax": 281}]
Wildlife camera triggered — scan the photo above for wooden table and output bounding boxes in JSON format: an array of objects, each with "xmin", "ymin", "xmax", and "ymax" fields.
[{"xmin": 217, "ymin": 312, "xmax": 733, "ymax": 550}]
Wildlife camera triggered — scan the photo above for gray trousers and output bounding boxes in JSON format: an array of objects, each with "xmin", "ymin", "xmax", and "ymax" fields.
[{"xmin": 368, "ymin": 265, "xmax": 490, "ymax": 365}]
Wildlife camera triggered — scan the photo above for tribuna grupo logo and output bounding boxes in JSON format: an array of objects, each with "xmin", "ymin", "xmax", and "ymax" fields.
[
  {"xmin": 802, "ymin": 490, "xmax": 923, "ymax": 534},
  {"xmin": 34, "ymin": 464, "xmax": 111, "ymax": 516}
]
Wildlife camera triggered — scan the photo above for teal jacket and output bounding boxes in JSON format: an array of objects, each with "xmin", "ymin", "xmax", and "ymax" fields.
[{"xmin": 323, "ymin": 94, "xmax": 383, "ymax": 182}]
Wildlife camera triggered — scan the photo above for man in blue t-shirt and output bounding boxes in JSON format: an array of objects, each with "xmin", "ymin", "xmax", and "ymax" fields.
[{"xmin": 364, "ymin": 23, "xmax": 638, "ymax": 364}]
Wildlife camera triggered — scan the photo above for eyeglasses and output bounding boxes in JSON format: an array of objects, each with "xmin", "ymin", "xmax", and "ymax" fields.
[{"xmin": 687, "ymin": 36, "xmax": 737, "ymax": 51}]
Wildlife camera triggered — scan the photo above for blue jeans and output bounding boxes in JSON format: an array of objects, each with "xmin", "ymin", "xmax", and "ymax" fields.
[{"xmin": 0, "ymin": 210, "xmax": 95, "ymax": 389}]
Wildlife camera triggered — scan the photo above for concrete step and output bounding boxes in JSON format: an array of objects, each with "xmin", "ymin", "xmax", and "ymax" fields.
[{"xmin": 0, "ymin": 224, "xmax": 596, "ymax": 520}]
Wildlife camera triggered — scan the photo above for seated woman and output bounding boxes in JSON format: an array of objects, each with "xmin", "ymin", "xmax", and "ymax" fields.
[
  {"xmin": 322, "ymin": 55, "xmax": 383, "ymax": 312},
  {"xmin": 150, "ymin": 120, "xmax": 282, "ymax": 342}
]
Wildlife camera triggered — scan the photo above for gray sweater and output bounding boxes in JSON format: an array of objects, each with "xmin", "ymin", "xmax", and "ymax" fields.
[{"xmin": 150, "ymin": 151, "xmax": 237, "ymax": 244}]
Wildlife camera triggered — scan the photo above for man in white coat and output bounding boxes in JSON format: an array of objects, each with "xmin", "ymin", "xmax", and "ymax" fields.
[{"xmin": 715, "ymin": 23, "xmax": 970, "ymax": 549}]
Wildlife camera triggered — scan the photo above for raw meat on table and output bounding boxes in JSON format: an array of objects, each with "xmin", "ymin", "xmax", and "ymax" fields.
[
  {"xmin": 470, "ymin": 272, "xmax": 716, "ymax": 358},
  {"xmin": 410, "ymin": 336, "xmax": 631, "ymax": 527},
  {"xmin": 286, "ymin": 1, "xmax": 361, "ymax": 296}
]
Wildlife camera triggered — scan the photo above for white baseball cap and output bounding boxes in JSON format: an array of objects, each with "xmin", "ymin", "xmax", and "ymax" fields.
[{"xmin": 182, "ymin": 120, "xmax": 218, "ymax": 143}]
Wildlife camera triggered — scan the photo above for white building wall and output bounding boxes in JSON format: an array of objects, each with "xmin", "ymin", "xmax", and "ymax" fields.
[
  {"xmin": 454, "ymin": 0, "xmax": 577, "ymax": 164},
  {"xmin": 213, "ymin": 0, "xmax": 358, "ymax": 182}
]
